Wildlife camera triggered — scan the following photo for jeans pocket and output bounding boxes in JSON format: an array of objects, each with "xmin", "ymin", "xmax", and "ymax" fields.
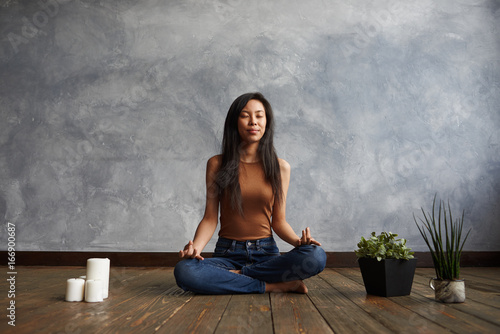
[
  {"xmin": 260, "ymin": 243, "xmax": 280, "ymax": 256},
  {"xmin": 213, "ymin": 244, "xmax": 230, "ymax": 257}
]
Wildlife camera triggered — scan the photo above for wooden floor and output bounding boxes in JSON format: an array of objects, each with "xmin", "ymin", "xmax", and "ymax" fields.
[{"xmin": 1, "ymin": 266, "xmax": 499, "ymax": 333}]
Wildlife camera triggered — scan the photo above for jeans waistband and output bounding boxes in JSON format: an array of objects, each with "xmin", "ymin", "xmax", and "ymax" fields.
[{"xmin": 216, "ymin": 236, "xmax": 275, "ymax": 249}]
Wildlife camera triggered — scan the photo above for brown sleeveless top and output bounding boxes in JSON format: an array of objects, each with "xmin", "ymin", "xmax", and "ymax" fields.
[{"xmin": 219, "ymin": 161, "xmax": 274, "ymax": 241}]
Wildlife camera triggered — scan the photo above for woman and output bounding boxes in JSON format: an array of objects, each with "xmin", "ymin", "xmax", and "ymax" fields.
[{"xmin": 174, "ymin": 92, "xmax": 326, "ymax": 294}]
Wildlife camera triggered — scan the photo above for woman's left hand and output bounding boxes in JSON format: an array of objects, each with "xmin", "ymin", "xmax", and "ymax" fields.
[{"xmin": 298, "ymin": 227, "xmax": 322, "ymax": 246}]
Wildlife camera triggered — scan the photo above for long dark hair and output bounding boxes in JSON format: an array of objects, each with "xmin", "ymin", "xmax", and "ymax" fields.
[{"xmin": 216, "ymin": 92, "xmax": 283, "ymax": 213}]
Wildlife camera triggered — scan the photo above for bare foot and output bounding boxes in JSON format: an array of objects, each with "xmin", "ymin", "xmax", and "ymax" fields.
[{"xmin": 265, "ymin": 280, "xmax": 308, "ymax": 294}]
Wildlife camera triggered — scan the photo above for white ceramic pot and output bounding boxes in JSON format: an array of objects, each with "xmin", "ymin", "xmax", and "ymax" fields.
[{"xmin": 429, "ymin": 278, "xmax": 465, "ymax": 303}]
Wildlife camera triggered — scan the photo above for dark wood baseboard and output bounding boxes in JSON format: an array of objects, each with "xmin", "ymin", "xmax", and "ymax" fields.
[{"xmin": 2, "ymin": 251, "xmax": 499, "ymax": 267}]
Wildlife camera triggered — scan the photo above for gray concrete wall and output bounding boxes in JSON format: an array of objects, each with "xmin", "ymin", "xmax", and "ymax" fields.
[{"xmin": 1, "ymin": 0, "xmax": 499, "ymax": 253}]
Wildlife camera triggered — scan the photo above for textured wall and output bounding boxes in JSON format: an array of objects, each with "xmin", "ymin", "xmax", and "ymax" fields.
[{"xmin": 1, "ymin": 0, "xmax": 499, "ymax": 252}]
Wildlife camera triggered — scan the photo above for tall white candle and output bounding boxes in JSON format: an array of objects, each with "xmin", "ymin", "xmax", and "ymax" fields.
[
  {"xmin": 85, "ymin": 279, "xmax": 103, "ymax": 302},
  {"xmin": 86, "ymin": 258, "xmax": 110, "ymax": 299},
  {"xmin": 65, "ymin": 278, "xmax": 85, "ymax": 302}
]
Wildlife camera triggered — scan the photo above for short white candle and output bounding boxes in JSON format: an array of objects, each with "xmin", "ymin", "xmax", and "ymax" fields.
[
  {"xmin": 65, "ymin": 278, "xmax": 85, "ymax": 302},
  {"xmin": 85, "ymin": 279, "xmax": 103, "ymax": 302},
  {"xmin": 86, "ymin": 258, "xmax": 110, "ymax": 299}
]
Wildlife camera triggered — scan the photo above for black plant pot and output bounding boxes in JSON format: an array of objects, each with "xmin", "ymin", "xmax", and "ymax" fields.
[{"xmin": 358, "ymin": 258, "xmax": 417, "ymax": 297}]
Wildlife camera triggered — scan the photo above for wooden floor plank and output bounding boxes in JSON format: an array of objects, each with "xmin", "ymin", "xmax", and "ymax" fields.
[
  {"xmin": 99, "ymin": 269, "xmax": 195, "ymax": 334},
  {"xmin": 15, "ymin": 268, "xmax": 175, "ymax": 333},
  {"xmin": 421, "ymin": 267, "xmax": 500, "ymax": 294},
  {"xmin": 413, "ymin": 269, "xmax": 500, "ymax": 330},
  {"xmin": 342, "ymin": 268, "xmax": 500, "ymax": 334},
  {"xmin": 12, "ymin": 266, "xmax": 98, "ymax": 329},
  {"xmin": 460, "ymin": 267, "xmax": 500, "ymax": 281},
  {"xmin": 215, "ymin": 294, "xmax": 273, "ymax": 334},
  {"xmin": 413, "ymin": 269, "xmax": 500, "ymax": 308},
  {"xmin": 270, "ymin": 292, "xmax": 334, "ymax": 334},
  {"xmin": 415, "ymin": 279, "xmax": 500, "ymax": 327},
  {"xmin": 322, "ymin": 269, "xmax": 451, "ymax": 333},
  {"xmin": 158, "ymin": 294, "xmax": 231, "ymax": 334},
  {"xmin": 306, "ymin": 276, "xmax": 392, "ymax": 334}
]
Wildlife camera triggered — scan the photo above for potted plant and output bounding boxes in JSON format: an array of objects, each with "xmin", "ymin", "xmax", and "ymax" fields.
[
  {"xmin": 355, "ymin": 231, "xmax": 417, "ymax": 297},
  {"xmin": 414, "ymin": 195, "xmax": 471, "ymax": 303}
]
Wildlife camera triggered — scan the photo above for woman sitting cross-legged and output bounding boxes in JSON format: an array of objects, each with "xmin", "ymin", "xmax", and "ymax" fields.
[{"xmin": 174, "ymin": 92, "xmax": 326, "ymax": 294}]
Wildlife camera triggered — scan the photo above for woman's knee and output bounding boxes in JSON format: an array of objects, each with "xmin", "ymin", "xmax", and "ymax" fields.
[
  {"xmin": 312, "ymin": 245, "xmax": 327, "ymax": 272},
  {"xmin": 298, "ymin": 245, "xmax": 327, "ymax": 274},
  {"xmin": 174, "ymin": 259, "xmax": 199, "ymax": 290}
]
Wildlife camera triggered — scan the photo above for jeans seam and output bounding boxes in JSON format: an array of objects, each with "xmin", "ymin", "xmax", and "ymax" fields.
[{"xmin": 204, "ymin": 261, "xmax": 260, "ymax": 282}]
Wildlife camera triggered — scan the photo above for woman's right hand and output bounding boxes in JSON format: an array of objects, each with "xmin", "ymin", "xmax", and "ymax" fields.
[
  {"xmin": 298, "ymin": 227, "xmax": 322, "ymax": 246},
  {"xmin": 179, "ymin": 240, "xmax": 204, "ymax": 260}
]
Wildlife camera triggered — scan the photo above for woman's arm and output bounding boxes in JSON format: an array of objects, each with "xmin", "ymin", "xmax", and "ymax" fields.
[
  {"xmin": 271, "ymin": 159, "xmax": 321, "ymax": 247},
  {"xmin": 179, "ymin": 156, "xmax": 221, "ymax": 260}
]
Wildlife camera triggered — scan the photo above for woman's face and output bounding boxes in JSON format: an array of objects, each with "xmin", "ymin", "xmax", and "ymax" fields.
[{"xmin": 237, "ymin": 99, "xmax": 267, "ymax": 145}]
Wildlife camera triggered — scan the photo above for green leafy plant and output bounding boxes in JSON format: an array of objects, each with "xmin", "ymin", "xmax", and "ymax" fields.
[
  {"xmin": 355, "ymin": 232, "xmax": 414, "ymax": 261},
  {"xmin": 414, "ymin": 195, "xmax": 471, "ymax": 280}
]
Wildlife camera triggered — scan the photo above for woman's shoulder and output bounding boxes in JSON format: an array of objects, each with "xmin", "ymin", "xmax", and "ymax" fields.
[
  {"xmin": 277, "ymin": 158, "xmax": 290, "ymax": 175},
  {"xmin": 207, "ymin": 155, "xmax": 222, "ymax": 170}
]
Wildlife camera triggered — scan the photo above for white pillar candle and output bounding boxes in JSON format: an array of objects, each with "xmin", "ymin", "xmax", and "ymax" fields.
[
  {"xmin": 85, "ymin": 279, "xmax": 103, "ymax": 302},
  {"xmin": 65, "ymin": 278, "xmax": 85, "ymax": 302},
  {"xmin": 86, "ymin": 258, "xmax": 110, "ymax": 299}
]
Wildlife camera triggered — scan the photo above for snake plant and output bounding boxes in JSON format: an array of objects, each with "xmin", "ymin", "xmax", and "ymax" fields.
[{"xmin": 414, "ymin": 195, "xmax": 471, "ymax": 280}]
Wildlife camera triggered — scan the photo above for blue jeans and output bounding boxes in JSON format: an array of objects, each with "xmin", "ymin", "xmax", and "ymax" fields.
[{"xmin": 174, "ymin": 236, "xmax": 327, "ymax": 294}]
